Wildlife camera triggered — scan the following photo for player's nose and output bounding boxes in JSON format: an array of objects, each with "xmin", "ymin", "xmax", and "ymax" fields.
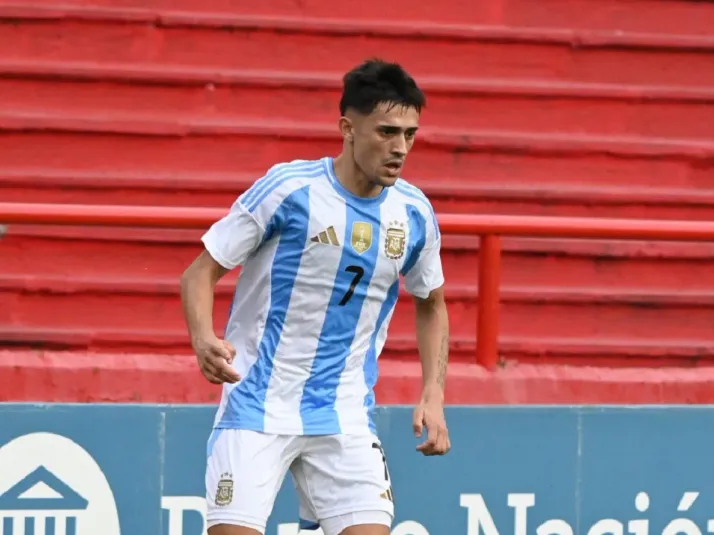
[{"xmin": 391, "ymin": 137, "xmax": 408, "ymax": 157}]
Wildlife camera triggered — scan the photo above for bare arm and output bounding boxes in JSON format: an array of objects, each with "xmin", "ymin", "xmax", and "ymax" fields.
[
  {"xmin": 180, "ymin": 250, "xmax": 239, "ymax": 384},
  {"xmin": 180, "ymin": 249, "xmax": 229, "ymax": 345},
  {"xmin": 414, "ymin": 285, "xmax": 449, "ymax": 399},
  {"xmin": 412, "ymin": 284, "xmax": 450, "ymax": 456}
]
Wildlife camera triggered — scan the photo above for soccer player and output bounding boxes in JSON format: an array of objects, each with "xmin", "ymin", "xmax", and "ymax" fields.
[{"xmin": 180, "ymin": 58, "xmax": 451, "ymax": 535}]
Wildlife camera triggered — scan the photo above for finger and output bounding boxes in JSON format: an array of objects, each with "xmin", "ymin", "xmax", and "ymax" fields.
[
  {"xmin": 435, "ymin": 429, "xmax": 450, "ymax": 455},
  {"xmin": 417, "ymin": 438, "xmax": 437, "ymax": 455},
  {"xmin": 200, "ymin": 362, "xmax": 224, "ymax": 385},
  {"xmin": 429, "ymin": 427, "xmax": 448, "ymax": 456},
  {"xmin": 412, "ymin": 407, "xmax": 424, "ymax": 437},
  {"xmin": 221, "ymin": 340, "xmax": 237, "ymax": 362},
  {"xmin": 440, "ymin": 429, "xmax": 451, "ymax": 453},
  {"xmin": 416, "ymin": 421, "xmax": 432, "ymax": 450},
  {"xmin": 220, "ymin": 372, "xmax": 239, "ymax": 384},
  {"xmin": 416, "ymin": 424, "xmax": 439, "ymax": 454},
  {"xmin": 205, "ymin": 373, "xmax": 223, "ymax": 385},
  {"xmin": 201, "ymin": 356, "xmax": 230, "ymax": 384},
  {"xmin": 426, "ymin": 419, "xmax": 439, "ymax": 447},
  {"xmin": 206, "ymin": 345, "xmax": 236, "ymax": 373},
  {"xmin": 214, "ymin": 358, "xmax": 241, "ymax": 383},
  {"xmin": 218, "ymin": 369, "xmax": 239, "ymax": 384},
  {"xmin": 200, "ymin": 356, "xmax": 218, "ymax": 376},
  {"xmin": 212, "ymin": 342, "xmax": 231, "ymax": 361}
]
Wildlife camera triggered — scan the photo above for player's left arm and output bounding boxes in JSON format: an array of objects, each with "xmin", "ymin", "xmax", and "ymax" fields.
[
  {"xmin": 414, "ymin": 285, "xmax": 449, "ymax": 402},
  {"xmin": 404, "ymin": 213, "xmax": 450, "ymax": 456},
  {"xmin": 412, "ymin": 284, "xmax": 450, "ymax": 456}
]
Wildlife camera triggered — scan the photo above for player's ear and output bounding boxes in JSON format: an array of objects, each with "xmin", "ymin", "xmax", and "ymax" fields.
[{"xmin": 338, "ymin": 116, "xmax": 354, "ymax": 143}]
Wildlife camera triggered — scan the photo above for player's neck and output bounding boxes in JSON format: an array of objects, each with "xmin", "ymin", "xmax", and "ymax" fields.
[{"xmin": 332, "ymin": 154, "xmax": 384, "ymax": 199}]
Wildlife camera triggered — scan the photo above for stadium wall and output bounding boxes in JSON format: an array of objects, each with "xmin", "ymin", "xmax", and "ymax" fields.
[{"xmin": 0, "ymin": 404, "xmax": 710, "ymax": 535}]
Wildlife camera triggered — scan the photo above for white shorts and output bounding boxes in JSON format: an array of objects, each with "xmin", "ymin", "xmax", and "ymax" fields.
[{"xmin": 206, "ymin": 429, "xmax": 395, "ymax": 535}]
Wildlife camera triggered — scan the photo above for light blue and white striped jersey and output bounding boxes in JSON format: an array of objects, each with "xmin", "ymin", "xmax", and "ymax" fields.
[{"xmin": 202, "ymin": 157, "xmax": 444, "ymax": 436}]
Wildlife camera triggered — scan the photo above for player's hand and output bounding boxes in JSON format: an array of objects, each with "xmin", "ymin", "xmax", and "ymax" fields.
[
  {"xmin": 413, "ymin": 388, "xmax": 450, "ymax": 456},
  {"xmin": 193, "ymin": 335, "xmax": 240, "ymax": 385}
]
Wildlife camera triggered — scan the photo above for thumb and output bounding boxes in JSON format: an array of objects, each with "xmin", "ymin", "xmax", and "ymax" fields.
[{"xmin": 413, "ymin": 406, "xmax": 424, "ymax": 437}]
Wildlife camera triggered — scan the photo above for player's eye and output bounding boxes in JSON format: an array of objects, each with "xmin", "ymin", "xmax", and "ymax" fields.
[{"xmin": 379, "ymin": 126, "xmax": 399, "ymax": 136}]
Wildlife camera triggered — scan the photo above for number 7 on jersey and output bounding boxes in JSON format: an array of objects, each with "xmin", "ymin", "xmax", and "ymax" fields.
[{"xmin": 339, "ymin": 265, "xmax": 365, "ymax": 306}]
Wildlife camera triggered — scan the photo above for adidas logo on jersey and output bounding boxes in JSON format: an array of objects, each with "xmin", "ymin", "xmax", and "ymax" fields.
[{"xmin": 310, "ymin": 226, "xmax": 341, "ymax": 246}]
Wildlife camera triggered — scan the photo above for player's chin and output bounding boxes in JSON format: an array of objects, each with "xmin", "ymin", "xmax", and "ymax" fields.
[{"xmin": 375, "ymin": 174, "xmax": 399, "ymax": 188}]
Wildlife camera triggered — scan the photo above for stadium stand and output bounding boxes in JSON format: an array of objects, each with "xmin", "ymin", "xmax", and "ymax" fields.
[{"xmin": 2, "ymin": 0, "xmax": 714, "ymax": 403}]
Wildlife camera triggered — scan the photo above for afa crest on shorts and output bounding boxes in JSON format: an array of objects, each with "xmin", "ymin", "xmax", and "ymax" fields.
[
  {"xmin": 384, "ymin": 221, "xmax": 407, "ymax": 260},
  {"xmin": 351, "ymin": 222, "xmax": 373, "ymax": 254},
  {"xmin": 215, "ymin": 472, "xmax": 234, "ymax": 506}
]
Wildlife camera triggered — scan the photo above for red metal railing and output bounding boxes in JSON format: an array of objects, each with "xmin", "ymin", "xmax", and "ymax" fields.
[{"xmin": 5, "ymin": 201, "xmax": 714, "ymax": 370}]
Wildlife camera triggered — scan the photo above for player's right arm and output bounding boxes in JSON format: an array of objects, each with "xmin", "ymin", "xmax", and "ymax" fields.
[
  {"xmin": 180, "ymin": 166, "xmax": 292, "ymax": 384},
  {"xmin": 180, "ymin": 250, "xmax": 239, "ymax": 384}
]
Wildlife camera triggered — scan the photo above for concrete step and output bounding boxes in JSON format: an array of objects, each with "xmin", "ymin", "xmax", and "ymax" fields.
[
  {"xmin": 2, "ymin": 115, "xmax": 713, "ymax": 191},
  {"xmin": 3, "ymin": 0, "xmax": 714, "ymax": 35},
  {"xmin": 4, "ymin": 327, "xmax": 714, "ymax": 368},
  {"xmin": 4, "ymin": 225, "xmax": 714, "ymax": 291},
  {"xmin": 2, "ymin": 13, "xmax": 714, "ymax": 87},
  {"xmin": 3, "ymin": 274, "xmax": 714, "ymax": 363},
  {"xmin": 4, "ymin": 349, "xmax": 714, "ymax": 404},
  {"xmin": 6, "ymin": 170, "xmax": 714, "ymax": 220},
  {"xmin": 3, "ymin": 74, "xmax": 714, "ymax": 141}
]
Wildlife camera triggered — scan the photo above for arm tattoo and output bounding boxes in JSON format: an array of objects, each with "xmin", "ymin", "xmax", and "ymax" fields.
[{"xmin": 437, "ymin": 330, "xmax": 449, "ymax": 389}]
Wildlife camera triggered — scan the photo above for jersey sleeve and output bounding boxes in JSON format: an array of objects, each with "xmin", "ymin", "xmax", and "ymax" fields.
[
  {"xmin": 403, "ymin": 205, "xmax": 445, "ymax": 299},
  {"xmin": 201, "ymin": 165, "xmax": 296, "ymax": 269}
]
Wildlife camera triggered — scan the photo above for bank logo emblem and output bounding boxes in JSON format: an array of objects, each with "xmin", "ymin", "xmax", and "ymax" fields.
[{"xmin": 0, "ymin": 432, "xmax": 121, "ymax": 535}]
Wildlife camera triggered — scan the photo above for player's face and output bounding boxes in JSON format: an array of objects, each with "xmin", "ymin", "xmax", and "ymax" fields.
[{"xmin": 352, "ymin": 102, "xmax": 420, "ymax": 188}]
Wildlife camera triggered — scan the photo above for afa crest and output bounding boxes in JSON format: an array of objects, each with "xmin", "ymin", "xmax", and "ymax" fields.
[
  {"xmin": 384, "ymin": 221, "xmax": 407, "ymax": 260},
  {"xmin": 351, "ymin": 222, "xmax": 373, "ymax": 255},
  {"xmin": 215, "ymin": 473, "xmax": 234, "ymax": 507}
]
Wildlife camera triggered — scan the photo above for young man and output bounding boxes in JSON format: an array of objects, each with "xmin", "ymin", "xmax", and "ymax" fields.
[{"xmin": 180, "ymin": 58, "xmax": 451, "ymax": 535}]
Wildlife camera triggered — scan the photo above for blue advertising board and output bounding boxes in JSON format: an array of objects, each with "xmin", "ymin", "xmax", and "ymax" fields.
[{"xmin": 0, "ymin": 404, "xmax": 712, "ymax": 535}]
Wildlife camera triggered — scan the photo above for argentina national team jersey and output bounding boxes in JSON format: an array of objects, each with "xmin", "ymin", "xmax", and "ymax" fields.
[{"xmin": 202, "ymin": 157, "xmax": 444, "ymax": 436}]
